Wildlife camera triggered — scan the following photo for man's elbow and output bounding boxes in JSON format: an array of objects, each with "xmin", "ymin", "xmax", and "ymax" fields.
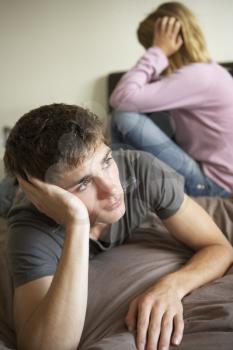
[
  {"xmin": 226, "ymin": 244, "xmax": 233, "ymax": 264},
  {"xmin": 220, "ymin": 243, "xmax": 233, "ymax": 268},
  {"xmin": 16, "ymin": 323, "xmax": 81, "ymax": 350}
]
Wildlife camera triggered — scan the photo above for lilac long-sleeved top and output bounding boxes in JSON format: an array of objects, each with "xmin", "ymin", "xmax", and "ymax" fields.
[{"xmin": 110, "ymin": 47, "xmax": 233, "ymax": 192}]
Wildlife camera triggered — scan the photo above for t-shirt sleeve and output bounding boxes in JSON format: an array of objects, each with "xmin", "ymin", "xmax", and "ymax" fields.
[
  {"xmin": 7, "ymin": 218, "xmax": 62, "ymax": 288},
  {"xmin": 126, "ymin": 150, "xmax": 185, "ymax": 220}
]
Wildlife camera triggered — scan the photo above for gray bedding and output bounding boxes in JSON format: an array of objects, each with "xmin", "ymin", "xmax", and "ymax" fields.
[{"xmin": 1, "ymin": 196, "xmax": 233, "ymax": 349}]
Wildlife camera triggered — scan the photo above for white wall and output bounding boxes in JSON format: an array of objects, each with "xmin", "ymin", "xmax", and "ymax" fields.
[{"xmin": 0, "ymin": 0, "xmax": 233, "ymax": 160}]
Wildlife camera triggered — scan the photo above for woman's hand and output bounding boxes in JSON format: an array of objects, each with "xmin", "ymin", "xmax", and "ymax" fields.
[
  {"xmin": 17, "ymin": 175, "xmax": 89, "ymax": 228},
  {"xmin": 125, "ymin": 279, "xmax": 184, "ymax": 350},
  {"xmin": 152, "ymin": 17, "xmax": 183, "ymax": 57}
]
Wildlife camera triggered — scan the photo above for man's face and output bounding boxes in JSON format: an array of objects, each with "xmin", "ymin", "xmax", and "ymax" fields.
[{"xmin": 54, "ymin": 143, "xmax": 125, "ymax": 226}]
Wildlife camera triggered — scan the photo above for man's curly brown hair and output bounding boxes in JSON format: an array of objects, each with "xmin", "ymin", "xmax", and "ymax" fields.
[{"xmin": 4, "ymin": 103, "xmax": 106, "ymax": 182}]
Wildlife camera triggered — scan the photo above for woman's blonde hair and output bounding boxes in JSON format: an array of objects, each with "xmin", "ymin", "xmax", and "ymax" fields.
[{"xmin": 137, "ymin": 2, "xmax": 211, "ymax": 75}]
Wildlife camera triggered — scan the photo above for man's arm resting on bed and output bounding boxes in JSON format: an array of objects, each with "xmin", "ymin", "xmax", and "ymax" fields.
[
  {"xmin": 125, "ymin": 194, "xmax": 233, "ymax": 350},
  {"xmin": 162, "ymin": 194, "xmax": 233, "ymax": 297}
]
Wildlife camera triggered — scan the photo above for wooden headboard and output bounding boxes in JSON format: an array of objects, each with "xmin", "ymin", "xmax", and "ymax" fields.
[{"xmin": 107, "ymin": 62, "xmax": 233, "ymax": 112}]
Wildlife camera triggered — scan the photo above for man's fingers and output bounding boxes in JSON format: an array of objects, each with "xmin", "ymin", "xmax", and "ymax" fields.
[
  {"xmin": 172, "ymin": 313, "xmax": 184, "ymax": 345},
  {"xmin": 125, "ymin": 299, "xmax": 138, "ymax": 332},
  {"xmin": 16, "ymin": 175, "xmax": 48, "ymax": 207},
  {"xmin": 27, "ymin": 175, "xmax": 48, "ymax": 190},
  {"xmin": 17, "ymin": 181, "xmax": 38, "ymax": 203},
  {"xmin": 16, "ymin": 175, "xmax": 27, "ymax": 184},
  {"xmin": 17, "ymin": 175, "xmax": 37, "ymax": 194},
  {"xmin": 136, "ymin": 301, "xmax": 151, "ymax": 350},
  {"xmin": 146, "ymin": 307, "xmax": 163, "ymax": 350},
  {"xmin": 158, "ymin": 312, "xmax": 173, "ymax": 350},
  {"xmin": 27, "ymin": 175, "xmax": 65, "ymax": 199}
]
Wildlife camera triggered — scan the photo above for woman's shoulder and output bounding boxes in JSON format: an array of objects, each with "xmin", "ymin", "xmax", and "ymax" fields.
[
  {"xmin": 171, "ymin": 61, "xmax": 222, "ymax": 87},
  {"xmin": 177, "ymin": 60, "xmax": 229, "ymax": 76},
  {"xmin": 179, "ymin": 61, "xmax": 233, "ymax": 88}
]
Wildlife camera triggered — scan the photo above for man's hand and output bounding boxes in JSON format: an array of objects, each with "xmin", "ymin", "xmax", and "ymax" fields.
[
  {"xmin": 17, "ymin": 175, "xmax": 89, "ymax": 228},
  {"xmin": 152, "ymin": 17, "xmax": 183, "ymax": 57},
  {"xmin": 125, "ymin": 278, "xmax": 184, "ymax": 350}
]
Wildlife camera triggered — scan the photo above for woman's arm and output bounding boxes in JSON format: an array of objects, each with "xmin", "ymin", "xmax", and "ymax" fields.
[{"xmin": 110, "ymin": 17, "xmax": 211, "ymax": 113}]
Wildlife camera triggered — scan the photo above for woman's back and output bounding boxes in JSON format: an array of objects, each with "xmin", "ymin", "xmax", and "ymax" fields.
[{"xmin": 171, "ymin": 62, "xmax": 233, "ymax": 191}]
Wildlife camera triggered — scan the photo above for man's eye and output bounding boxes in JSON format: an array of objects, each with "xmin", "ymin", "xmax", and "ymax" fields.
[
  {"xmin": 103, "ymin": 157, "xmax": 113, "ymax": 168},
  {"xmin": 77, "ymin": 179, "xmax": 91, "ymax": 192}
]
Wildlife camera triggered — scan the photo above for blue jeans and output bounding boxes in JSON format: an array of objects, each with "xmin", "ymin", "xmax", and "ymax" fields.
[{"xmin": 111, "ymin": 111, "xmax": 231, "ymax": 197}]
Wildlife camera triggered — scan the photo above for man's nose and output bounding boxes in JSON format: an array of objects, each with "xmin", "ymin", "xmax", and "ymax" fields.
[{"xmin": 96, "ymin": 176, "xmax": 117, "ymax": 196}]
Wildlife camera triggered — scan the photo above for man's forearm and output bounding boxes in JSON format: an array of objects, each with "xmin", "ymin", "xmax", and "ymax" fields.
[
  {"xmin": 18, "ymin": 222, "xmax": 90, "ymax": 350},
  {"xmin": 160, "ymin": 244, "xmax": 233, "ymax": 299}
]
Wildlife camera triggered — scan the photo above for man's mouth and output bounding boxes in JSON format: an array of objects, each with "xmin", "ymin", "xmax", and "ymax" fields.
[{"xmin": 104, "ymin": 196, "xmax": 122, "ymax": 211}]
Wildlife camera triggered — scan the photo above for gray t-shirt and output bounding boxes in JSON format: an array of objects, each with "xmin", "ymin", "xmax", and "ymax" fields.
[{"xmin": 7, "ymin": 149, "xmax": 184, "ymax": 288}]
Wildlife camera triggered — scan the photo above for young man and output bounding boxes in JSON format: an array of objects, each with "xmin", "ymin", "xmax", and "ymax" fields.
[{"xmin": 4, "ymin": 103, "xmax": 233, "ymax": 350}]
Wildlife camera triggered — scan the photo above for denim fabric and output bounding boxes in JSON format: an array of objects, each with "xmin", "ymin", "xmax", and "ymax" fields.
[{"xmin": 111, "ymin": 110, "xmax": 231, "ymax": 198}]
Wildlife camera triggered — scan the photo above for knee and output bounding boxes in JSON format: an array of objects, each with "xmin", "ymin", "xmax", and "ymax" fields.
[
  {"xmin": 111, "ymin": 110, "xmax": 132, "ymax": 125},
  {"xmin": 111, "ymin": 110, "xmax": 142, "ymax": 133}
]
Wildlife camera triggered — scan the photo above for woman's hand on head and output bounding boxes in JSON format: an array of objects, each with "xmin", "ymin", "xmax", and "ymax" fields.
[
  {"xmin": 16, "ymin": 175, "xmax": 90, "ymax": 228},
  {"xmin": 152, "ymin": 16, "xmax": 183, "ymax": 57}
]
